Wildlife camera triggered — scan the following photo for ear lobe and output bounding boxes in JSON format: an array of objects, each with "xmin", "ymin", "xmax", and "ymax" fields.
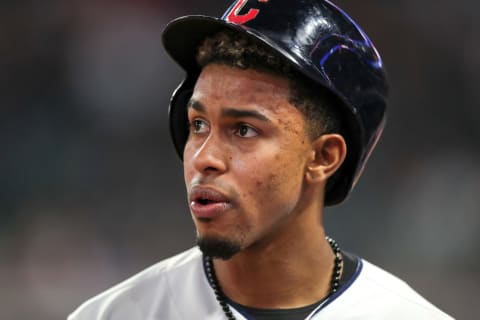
[{"xmin": 305, "ymin": 134, "xmax": 347, "ymax": 184}]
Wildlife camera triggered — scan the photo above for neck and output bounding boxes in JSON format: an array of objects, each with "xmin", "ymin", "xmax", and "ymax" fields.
[{"xmin": 212, "ymin": 204, "xmax": 335, "ymax": 309}]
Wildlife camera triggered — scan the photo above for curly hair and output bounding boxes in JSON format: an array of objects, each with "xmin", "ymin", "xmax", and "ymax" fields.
[{"xmin": 196, "ymin": 30, "xmax": 342, "ymax": 139}]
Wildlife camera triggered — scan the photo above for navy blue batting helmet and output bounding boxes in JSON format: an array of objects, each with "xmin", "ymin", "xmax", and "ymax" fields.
[{"xmin": 162, "ymin": 0, "xmax": 388, "ymax": 205}]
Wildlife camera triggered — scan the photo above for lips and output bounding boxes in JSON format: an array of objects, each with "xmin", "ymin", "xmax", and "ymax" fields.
[{"xmin": 189, "ymin": 186, "xmax": 233, "ymax": 219}]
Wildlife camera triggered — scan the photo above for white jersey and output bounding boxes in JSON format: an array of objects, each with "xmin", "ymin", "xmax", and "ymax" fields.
[{"xmin": 68, "ymin": 247, "xmax": 453, "ymax": 320}]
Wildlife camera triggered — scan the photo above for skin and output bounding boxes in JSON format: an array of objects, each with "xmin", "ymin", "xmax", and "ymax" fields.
[{"xmin": 184, "ymin": 63, "xmax": 347, "ymax": 308}]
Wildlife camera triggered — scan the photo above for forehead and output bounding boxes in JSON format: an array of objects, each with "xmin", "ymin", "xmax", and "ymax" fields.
[{"xmin": 191, "ymin": 63, "xmax": 294, "ymax": 115}]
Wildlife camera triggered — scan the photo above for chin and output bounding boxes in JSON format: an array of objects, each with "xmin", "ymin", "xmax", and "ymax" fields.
[{"xmin": 196, "ymin": 236, "xmax": 241, "ymax": 260}]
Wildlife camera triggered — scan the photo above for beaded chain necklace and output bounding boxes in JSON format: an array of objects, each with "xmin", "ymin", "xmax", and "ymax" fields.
[{"xmin": 203, "ymin": 236, "xmax": 343, "ymax": 320}]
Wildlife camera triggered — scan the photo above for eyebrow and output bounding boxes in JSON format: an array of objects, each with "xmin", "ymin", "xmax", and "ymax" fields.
[
  {"xmin": 187, "ymin": 99, "xmax": 270, "ymax": 122},
  {"xmin": 188, "ymin": 100, "xmax": 205, "ymax": 112}
]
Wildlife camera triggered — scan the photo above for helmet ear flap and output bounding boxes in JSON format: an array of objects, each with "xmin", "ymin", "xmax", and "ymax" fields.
[{"xmin": 169, "ymin": 76, "xmax": 197, "ymax": 160}]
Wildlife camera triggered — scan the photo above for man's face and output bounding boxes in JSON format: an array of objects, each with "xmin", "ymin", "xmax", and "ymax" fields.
[{"xmin": 184, "ymin": 63, "xmax": 314, "ymax": 259}]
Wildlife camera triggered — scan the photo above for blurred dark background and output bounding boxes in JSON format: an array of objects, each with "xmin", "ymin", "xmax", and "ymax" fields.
[{"xmin": 1, "ymin": 0, "xmax": 478, "ymax": 319}]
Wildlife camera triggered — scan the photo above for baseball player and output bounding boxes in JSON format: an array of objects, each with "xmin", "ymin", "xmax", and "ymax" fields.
[{"xmin": 68, "ymin": 0, "xmax": 454, "ymax": 319}]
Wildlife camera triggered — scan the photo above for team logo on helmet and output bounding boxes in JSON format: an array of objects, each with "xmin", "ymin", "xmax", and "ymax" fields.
[{"xmin": 226, "ymin": 0, "xmax": 269, "ymax": 25}]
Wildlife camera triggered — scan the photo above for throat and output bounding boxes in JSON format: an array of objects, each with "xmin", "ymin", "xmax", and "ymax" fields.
[{"xmin": 203, "ymin": 236, "xmax": 343, "ymax": 311}]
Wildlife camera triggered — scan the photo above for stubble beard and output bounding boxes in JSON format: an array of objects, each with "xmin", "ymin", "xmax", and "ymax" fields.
[{"xmin": 196, "ymin": 236, "xmax": 241, "ymax": 260}]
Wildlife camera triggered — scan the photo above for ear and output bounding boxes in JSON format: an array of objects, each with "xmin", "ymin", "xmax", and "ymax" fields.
[{"xmin": 305, "ymin": 134, "xmax": 347, "ymax": 184}]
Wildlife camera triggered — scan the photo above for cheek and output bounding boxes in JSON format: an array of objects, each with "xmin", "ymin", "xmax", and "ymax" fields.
[
  {"xmin": 235, "ymin": 152, "xmax": 305, "ymax": 205},
  {"xmin": 268, "ymin": 158, "xmax": 304, "ymax": 197},
  {"xmin": 183, "ymin": 143, "xmax": 196, "ymax": 182}
]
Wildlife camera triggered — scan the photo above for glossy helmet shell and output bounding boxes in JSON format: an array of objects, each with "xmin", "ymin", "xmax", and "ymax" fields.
[{"xmin": 162, "ymin": 0, "xmax": 388, "ymax": 206}]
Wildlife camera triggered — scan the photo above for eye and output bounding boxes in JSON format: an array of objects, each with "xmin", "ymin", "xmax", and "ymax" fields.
[
  {"xmin": 234, "ymin": 124, "xmax": 258, "ymax": 138},
  {"xmin": 190, "ymin": 119, "xmax": 209, "ymax": 134}
]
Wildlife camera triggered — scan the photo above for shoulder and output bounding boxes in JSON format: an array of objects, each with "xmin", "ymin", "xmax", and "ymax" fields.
[
  {"xmin": 321, "ymin": 258, "xmax": 454, "ymax": 319},
  {"xmin": 68, "ymin": 247, "xmax": 208, "ymax": 320}
]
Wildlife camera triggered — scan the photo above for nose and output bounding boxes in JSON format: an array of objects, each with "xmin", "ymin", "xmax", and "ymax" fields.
[{"xmin": 189, "ymin": 134, "xmax": 228, "ymax": 175}]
